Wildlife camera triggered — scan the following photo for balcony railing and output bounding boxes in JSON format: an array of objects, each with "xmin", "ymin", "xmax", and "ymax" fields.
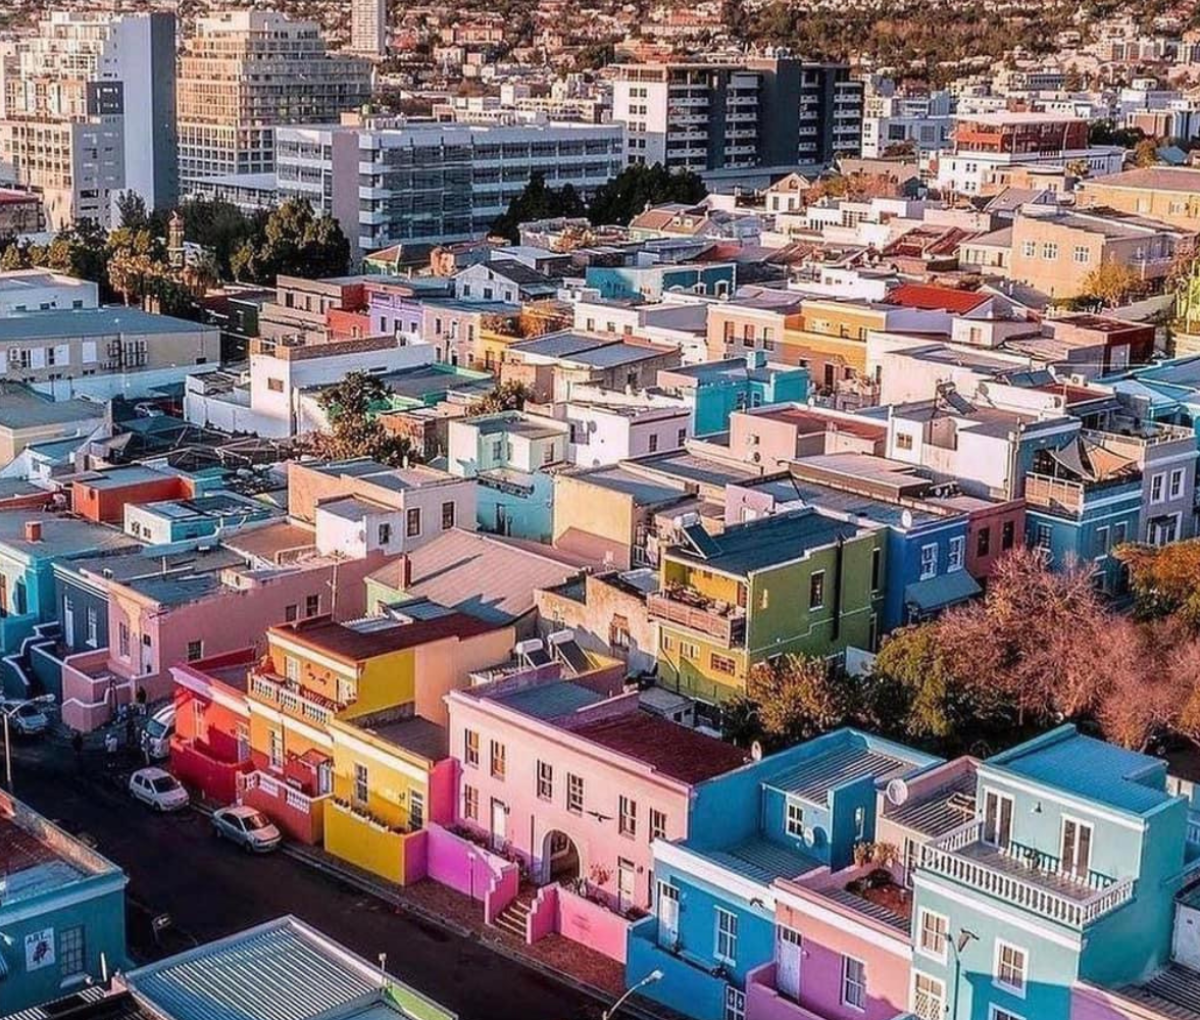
[
  {"xmin": 919, "ymin": 820, "xmax": 1135, "ymax": 928},
  {"xmin": 238, "ymin": 770, "xmax": 328, "ymax": 816},
  {"xmin": 647, "ymin": 590, "xmax": 747, "ymax": 646},
  {"xmin": 249, "ymin": 672, "xmax": 336, "ymax": 727}
]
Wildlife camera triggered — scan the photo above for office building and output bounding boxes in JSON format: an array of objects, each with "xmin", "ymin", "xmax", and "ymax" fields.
[
  {"xmin": 0, "ymin": 10, "xmax": 177, "ymax": 227},
  {"xmin": 862, "ymin": 86, "xmax": 955, "ymax": 159},
  {"xmin": 612, "ymin": 55, "xmax": 861, "ymax": 176},
  {"xmin": 352, "ymin": 0, "xmax": 388, "ymax": 56},
  {"xmin": 275, "ymin": 117, "xmax": 624, "ymax": 256},
  {"xmin": 177, "ymin": 11, "xmax": 372, "ymax": 195}
]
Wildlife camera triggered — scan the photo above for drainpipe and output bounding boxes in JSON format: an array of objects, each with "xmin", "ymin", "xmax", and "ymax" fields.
[{"xmin": 831, "ymin": 536, "xmax": 844, "ymax": 643}]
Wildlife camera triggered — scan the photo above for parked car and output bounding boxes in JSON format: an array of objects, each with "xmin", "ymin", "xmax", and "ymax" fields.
[
  {"xmin": 134, "ymin": 402, "xmax": 164, "ymax": 418},
  {"xmin": 1, "ymin": 700, "xmax": 50, "ymax": 736},
  {"xmin": 141, "ymin": 705, "xmax": 176, "ymax": 761},
  {"xmin": 211, "ymin": 805, "xmax": 282, "ymax": 853},
  {"xmin": 128, "ymin": 767, "xmax": 189, "ymax": 812}
]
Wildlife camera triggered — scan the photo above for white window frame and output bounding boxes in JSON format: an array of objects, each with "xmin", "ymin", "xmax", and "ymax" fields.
[
  {"xmin": 990, "ymin": 1006, "xmax": 1026, "ymax": 1020},
  {"xmin": 920, "ymin": 543, "xmax": 938, "ymax": 580},
  {"xmin": 916, "ymin": 908, "xmax": 949, "ymax": 963},
  {"xmin": 786, "ymin": 798, "xmax": 805, "ymax": 838},
  {"xmin": 1060, "ymin": 814, "xmax": 1094, "ymax": 878},
  {"xmin": 723, "ymin": 987, "xmax": 745, "ymax": 1020},
  {"xmin": 1150, "ymin": 472, "xmax": 1166, "ymax": 504},
  {"xmin": 948, "ymin": 535, "xmax": 965, "ymax": 572},
  {"xmin": 841, "ymin": 955, "xmax": 867, "ymax": 1011},
  {"xmin": 993, "ymin": 939, "xmax": 1028, "ymax": 998},
  {"xmin": 714, "ymin": 907, "xmax": 738, "ymax": 965},
  {"xmin": 911, "ymin": 971, "xmax": 946, "ymax": 1020},
  {"xmin": 1169, "ymin": 467, "xmax": 1185, "ymax": 499}
]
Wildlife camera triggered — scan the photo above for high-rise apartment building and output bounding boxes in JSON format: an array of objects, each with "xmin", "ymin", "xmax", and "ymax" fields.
[
  {"xmin": 352, "ymin": 0, "xmax": 388, "ymax": 57},
  {"xmin": 177, "ymin": 11, "xmax": 373, "ymax": 195},
  {"xmin": 275, "ymin": 116, "xmax": 624, "ymax": 256},
  {"xmin": 612, "ymin": 55, "xmax": 862, "ymax": 176},
  {"xmin": 0, "ymin": 10, "xmax": 177, "ymax": 228}
]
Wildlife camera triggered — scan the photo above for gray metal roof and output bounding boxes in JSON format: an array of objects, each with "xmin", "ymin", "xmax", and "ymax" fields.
[
  {"xmin": 885, "ymin": 770, "xmax": 977, "ymax": 838},
  {"xmin": 0, "ymin": 307, "xmax": 212, "ymax": 340},
  {"xmin": 766, "ymin": 745, "xmax": 909, "ymax": 804},
  {"xmin": 702, "ymin": 836, "xmax": 820, "ymax": 885},
  {"xmin": 497, "ymin": 681, "xmax": 605, "ymax": 720},
  {"xmin": 666, "ymin": 509, "xmax": 863, "ymax": 575}
]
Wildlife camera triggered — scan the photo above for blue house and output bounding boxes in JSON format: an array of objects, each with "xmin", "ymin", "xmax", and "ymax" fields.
[
  {"xmin": 0, "ymin": 792, "xmax": 129, "ymax": 1013},
  {"xmin": 627, "ymin": 729, "xmax": 939, "ymax": 1020},
  {"xmin": 585, "ymin": 262, "xmax": 737, "ymax": 303},
  {"xmin": 910, "ymin": 724, "xmax": 1198, "ymax": 1020},
  {"xmin": 657, "ymin": 355, "xmax": 810, "ymax": 437}
]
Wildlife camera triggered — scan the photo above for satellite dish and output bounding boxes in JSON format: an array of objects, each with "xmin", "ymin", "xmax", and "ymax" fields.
[
  {"xmin": 750, "ymin": 740, "xmax": 764, "ymax": 762},
  {"xmin": 802, "ymin": 826, "xmax": 817, "ymax": 848},
  {"xmin": 887, "ymin": 778, "xmax": 910, "ymax": 807},
  {"xmin": 901, "ymin": 509, "xmax": 914, "ymax": 529}
]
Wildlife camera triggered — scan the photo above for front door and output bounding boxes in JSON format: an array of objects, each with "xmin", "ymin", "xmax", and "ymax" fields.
[
  {"xmin": 656, "ymin": 882, "xmax": 679, "ymax": 948},
  {"xmin": 983, "ymin": 790, "xmax": 1014, "ymax": 850},
  {"xmin": 62, "ymin": 596, "xmax": 75, "ymax": 648},
  {"xmin": 777, "ymin": 926, "xmax": 802, "ymax": 1000},
  {"xmin": 1061, "ymin": 817, "xmax": 1093, "ymax": 879},
  {"xmin": 617, "ymin": 858, "xmax": 635, "ymax": 913},
  {"xmin": 490, "ymin": 798, "xmax": 506, "ymax": 851}
]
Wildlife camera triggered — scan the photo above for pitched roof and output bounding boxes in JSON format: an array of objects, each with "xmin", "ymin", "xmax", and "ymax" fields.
[
  {"xmin": 572, "ymin": 711, "xmax": 749, "ymax": 784},
  {"xmin": 887, "ymin": 283, "xmax": 990, "ymax": 314}
]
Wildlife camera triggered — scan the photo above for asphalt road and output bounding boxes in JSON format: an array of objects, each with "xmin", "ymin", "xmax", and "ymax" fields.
[{"xmin": 10, "ymin": 742, "xmax": 602, "ymax": 1020}]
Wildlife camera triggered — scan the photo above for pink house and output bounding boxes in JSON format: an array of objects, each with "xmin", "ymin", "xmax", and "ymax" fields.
[
  {"xmin": 60, "ymin": 520, "xmax": 393, "ymax": 730},
  {"xmin": 445, "ymin": 665, "xmax": 749, "ymax": 913}
]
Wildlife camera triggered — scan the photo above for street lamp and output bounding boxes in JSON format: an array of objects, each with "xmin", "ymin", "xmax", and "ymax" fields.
[
  {"xmin": 2, "ymin": 695, "xmax": 55, "ymax": 792},
  {"xmin": 950, "ymin": 928, "xmax": 979, "ymax": 1020},
  {"xmin": 603, "ymin": 969, "xmax": 663, "ymax": 1020}
]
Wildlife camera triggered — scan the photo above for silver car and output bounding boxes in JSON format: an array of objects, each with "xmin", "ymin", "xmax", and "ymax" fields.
[{"xmin": 212, "ymin": 805, "xmax": 282, "ymax": 853}]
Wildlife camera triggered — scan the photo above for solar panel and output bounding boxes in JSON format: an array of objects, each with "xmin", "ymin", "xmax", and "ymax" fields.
[
  {"xmin": 681, "ymin": 522, "xmax": 720, "ymax": 559},
  {"xmin": 555, "ymin": 639, "xmax": 591, "ymax": 675}
]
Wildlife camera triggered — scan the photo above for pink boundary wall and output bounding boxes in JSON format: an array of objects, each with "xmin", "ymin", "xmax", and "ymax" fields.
[
  {"xmin": 1070, "ymin": 981, "xmax": 1170, "ymax": 1020},
  {"xmin": 422, "ymin": 823, "xmax": 519, "ymax": 922},
  {"xmin": 746, "ymin": 965, "xmax": 831, "ymax": 1020},
  {"xmin": 525, "ymin": 883, "xmax": 632, "ymax": 963}
]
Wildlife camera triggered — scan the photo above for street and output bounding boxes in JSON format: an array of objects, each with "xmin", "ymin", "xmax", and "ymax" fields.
[{"xmin": 10, "ymin": 739, "xmax": 602, "ymax": 1020}]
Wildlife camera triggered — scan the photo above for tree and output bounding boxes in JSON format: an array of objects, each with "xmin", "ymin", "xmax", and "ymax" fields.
[
  {"xmin": 115, "ymin": 191, "xmax": 150, "ymax": 231},
  {"xmin": 0, "ymin": 242, "xmax": 29, "ymax": 272},
  {"xmin": 312, "ymin": 372, "xmax": 415, "ymax": 467},
  {"xmin": 491, "ymin": 172, "xmax": 586, "ymax": 243},
  {"xmin": 231, "ymin": 198, "xmax": 350, "ymax": 284},
  {"xmin": 1115, "ymin": 539, "xmax": 1200, "ymax": 629},
  {"xmin": 586, "ymin": 164, "xmax": 708, "ymax": 226},
  {"xmin": 468, "ymin": 380, "xmax": 533, "ymax": 415},
  {"xmin": 1132, "ymin": 138, "xmax": 1161, "ymax": 168},
  {"xmin": 744, "ymin": 655, "xmax": 849, "ymax": 748},
  {"xmin": 28, "ymin": 221, "xmax": 108, "ymax": 283},
  {"xmin": 1080, "ymin": 260, "xmax": 1145, "ymax": 308}
]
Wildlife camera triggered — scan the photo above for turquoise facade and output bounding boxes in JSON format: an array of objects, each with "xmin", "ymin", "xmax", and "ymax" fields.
[
  {"xmin": 474, "ymin": 471, "xmax": 555, "ymax": 543},
  {"xmin": 910, "ymin": 725, "xmax": 1195, "ymax": 1020},
  {"xmin": 585, "ymin": 263, "xmax": 737, "ymax": 302}
]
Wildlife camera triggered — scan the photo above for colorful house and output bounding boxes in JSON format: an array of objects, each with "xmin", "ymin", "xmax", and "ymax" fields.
[
  {"xmin": 627, "ymin": 729, "xmax": 939, "ymax": 1020},
  {"xmin": 584, "ymin": 261, "xmax": 736, "ymax": 302},
  {"xmin": 649, "ymin": 509, "xmax": 886, "ymax": 704},
  {"xmin": 656, "ymin": 355, "xmax": 810, "ymax": 437}
]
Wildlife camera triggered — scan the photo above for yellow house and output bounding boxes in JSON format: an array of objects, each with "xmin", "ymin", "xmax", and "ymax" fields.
[{"xmin": 323, "ymin": 713, "xmax": 452, "ymax": 884}]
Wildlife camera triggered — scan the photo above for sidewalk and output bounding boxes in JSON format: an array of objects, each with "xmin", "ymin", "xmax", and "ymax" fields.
[{"xmin": 283, "ymin": 840, "xmax": 642, "ymax": 1007}]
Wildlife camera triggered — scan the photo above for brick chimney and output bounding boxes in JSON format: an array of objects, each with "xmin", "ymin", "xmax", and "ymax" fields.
[{"xmin": 24, "ymin": 520, "xmax": 42, "ymax": 542}]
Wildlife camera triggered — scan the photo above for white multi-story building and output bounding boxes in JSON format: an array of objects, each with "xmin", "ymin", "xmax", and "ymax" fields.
[
  {"xmin": 351, "ymin": 0, "xmax": 388, "ymax": 57},
  {"xmin": 861, "ymin": 88, "xmax": 954, "ymax": 159},
  {"xmin": 0, "ymin": 10, "xmax": 177, "ymax": 226},
  {"xmin": 0, "ymin": 270, "xmax": 98, "ymax": 316},
  {"xmin": 275, "ymin": 116, "xmax": 624, "ymax": 256},
  {"xmin": 177, "ymin": 11, "xmax": 372, "ymax": 195}
]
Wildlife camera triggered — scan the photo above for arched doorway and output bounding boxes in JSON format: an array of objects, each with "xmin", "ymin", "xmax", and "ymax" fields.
[{"xmin": 542, "ymin": 829, "xmax": 581, "ymax": 885}]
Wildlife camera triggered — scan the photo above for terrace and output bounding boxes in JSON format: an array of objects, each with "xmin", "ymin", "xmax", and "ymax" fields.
[
  {"xmin": 647, "ymin": 584, "xmax": 747, "ymax": 646},
  {"xmin": 248, "ymin": 669, "xmax": 339, "ymax": 728}
]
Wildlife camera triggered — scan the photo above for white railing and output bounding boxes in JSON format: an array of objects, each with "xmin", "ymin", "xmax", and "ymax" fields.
[
  {"xmin": 1187, "ymin": 816, "xmax": 1200, "ymax": 845},
  {"xmin": 919, "ymin": 821, "xmax": 1136, "ymax": 927},
  {"xmin": 239, "ymin": 771, "xmax": 327, "ymax": 816}
]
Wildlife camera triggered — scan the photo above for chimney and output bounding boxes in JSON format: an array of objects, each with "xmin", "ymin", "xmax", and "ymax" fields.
[
  {"xmin": 401, "ymin": 554, "xmax": 412, "ymax": 590},
  {"xmin": 24, "ymin": 521, "xmax": 42, "ymax": 542}
]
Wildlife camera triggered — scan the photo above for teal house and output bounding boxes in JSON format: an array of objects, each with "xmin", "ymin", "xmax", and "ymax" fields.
[
  {"xmin": 656, "ymin": 354, "xmax": 809, "ymax": 437},
  {"xmin": 0, "ymin": 793, "xmax": 129, "ymax": 1013},
  {"xmin": 910, "ymin": 725, "xmax": 1196, "ymax": 1020},
  {"xmin": 585, "ymin": 262, "xmax": 736, "ymax": 303}
]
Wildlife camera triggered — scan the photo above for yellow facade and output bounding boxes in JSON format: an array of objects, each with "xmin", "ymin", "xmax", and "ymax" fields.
[
  {"xmin": 323, "ymin": 798, "xmax": 421, "ymax": 884},
  {"xmin": 658, "ymin": 625, "xmax": 748, "ymax": 702},
  {"xmin": 663, "ymin": 559, "xmax": 745, "ymax": 607}
]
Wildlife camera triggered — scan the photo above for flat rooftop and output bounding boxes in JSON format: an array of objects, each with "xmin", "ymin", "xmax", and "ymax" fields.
[
  {"xmin": 0, "ymin": 511, "xmax": 139, "ymax": 559},
  {"xmin": 0, "ymin": 306, "xmax": 212, "ymax": 340},
  {"xmin": 668, "ymin": 509, "xmax": 863, "ymax": 575},
  {"xmin": 272, "ymin": 611, "xmax": 499, "ymax": 665},
  {"xmin": 764, "ymin": 742, "xmax": 911, "ymax": 805},
  {"xmin": 573, "ymin": 711, "xmax": 749, "ymax": 784},
  {"xmin": 0, "ymin": 383, "xmax": 104, "ymax": 431},
  {"xmin": 496, "ymin": 681, "xmax": 607, "ymax": 720},
  {"xmin": 565, "ymin": 464, "xmax": 688, "ymax": 505}
]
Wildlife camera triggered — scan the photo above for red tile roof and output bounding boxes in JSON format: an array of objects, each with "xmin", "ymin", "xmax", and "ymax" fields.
[
  {"xmin": 573, "ymin": 712, "xmax": 750, "ymax": 785},
  {"xmin": 0, "ymin": 813, "xmax": 59, "ymax": 874},
  {"xmin": 888, "ymin": 283, "xmax": 990, "ymax": 314}
]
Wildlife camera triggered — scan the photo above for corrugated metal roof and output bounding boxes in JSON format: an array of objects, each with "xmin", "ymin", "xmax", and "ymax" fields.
[
  {"xmin": 498, "ymin": 681, "xmax": 605, "ymax": 720},
  {"xmin": 704, "ymin": 837, "xmax": 819, "ymax": 885},
  {"xmin": 1120, "ymin": 963, "xmax": 1200, "ymax": 1019},
  {"xmin": 886, "ymin": 771, "xmax": 977, "ymax": 838},
  {"xmin": 766, "ymin": 745, "xmax": 908, "ymax": 804}
]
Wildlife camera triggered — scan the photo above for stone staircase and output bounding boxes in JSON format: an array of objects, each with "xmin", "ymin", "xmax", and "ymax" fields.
[{"xmin": 491, "ymin": 893, "xmax": 534, "ymax": 940}]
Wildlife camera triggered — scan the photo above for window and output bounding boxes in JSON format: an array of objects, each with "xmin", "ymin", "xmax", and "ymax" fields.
[
  {"xmin": 58, "ymin": 925, "xmax": 85, "ymax": 980},
  {"xmin": 1001, "ymin": 520, "xmax": 1015, "ymax": 550},
  {"xmin": 285, "ymin": 603, "xmax": 298, "ymax": 623},
  {"xmin": 948, "ymin": 536, "xmax": 965, "ymax": 572},
  {"xmin": 715, "ymin": 907, "xmax": 738, "ymax": 964},
  {"xmin": 285, "ymin": 656, "xmax": 300, "ymax": 682},
  {"xmin": 267, "ymin": 377, "xmax": 284, "ymax": 393},
  {"xmin": 983, "ymin": 790, "xmax": 1014, "ymax": 849},
  {"xmin": 842, "ymin": 956, "xmax": 866, "ymax": 1010},
  {"xmin": 86, "ymin": 606, "xmax": 98, "ymax": 647},
  {"xmin": 895, "ymin": 432, "xmax": 914, "ymax": 451},
  {"xmin": 305, "ymin": 594, "xmax": 320, "ymax": 617},
  {"xmin": 1072, "ymin": 245, "xmax": 1090, "ymax": 264},
  {"xmin": 464, "ymin": 729, "xmax": 479, "ymax": 767},
  {"xmin": 1170, "ymin": 468, "xmax": 1186, "ymax": 499},
  {"xmin": 651, "ymin": 808, "xmax": 668, "ymax": 841},
  {"xmin": 1061, "ymin": 817, "xmax": 1093, "ymax": 878},
  {"xmin": 809, "ymin": 571, "xmax": 825, "ymax": 610},
  {"xmin": 991, "ymin": 1007, "xmax": 1025, "ymax": 1020},
  {"xmin": 543, "ymin": 444, "xmax": 556, "ymax": 465},
  {"xmin": 620, "ymin": 795, "xmax": 637, "ymax": 837},
  {"xmin": 406, "ymin": 507, "xmax": 422, "ymax": 537},
  {"xmin": 912, "ymin": 972, "xmax": 945, "ymax": 1020},
  {"xmin": 410, "ymin": 790, "xmax": 424, "ymax": 829},
  {"xmin": 118, "ymin": 621, "xmax": 130, "ymax": 659},
  {"xmin": 463, "ymin": 784, "xmax": 479, "ymax": 820},
  {"xmin": 679, "ymin": 640, "xmax": 699, "ymax": 660},
  {"xmin": 1021, "ymin": 240, "xmax": 1037, "ymax": 258},
  {"xmin": 1151, "ymin": 472, "xmax": 1165, "ymax": 503},
  {"xmin": 269, "ymin": 728, "xmax": 283, "ymax": 768},
  {"xmin": 490, "ymin": 740, "xmax": 506, "ymax": 779},
  {"xmin": 871, "ymin": 547, "xmax": 882, "ymax": 593},
  {"xmin": 1113, "ymin": 522, "xmax": 1128, "ymax": 546},
  {"xmin": 378, "ymin": 522, "xmax": 392, "ymax": 545},
  {"xmin": 723, "ymin": 987, "xmax": 745, "ymax": 1020},
  {"xmin": 536, "ymin": 760, "xmax": 553, "ymax": 800},
  {"xmin": 920, "ymin": 544, "xmax": 938, "ymax": 580},
  {"xmin": 442, "ymin": 501, "xmax": 456, "ymax": 530},
  {"xmin": 567, "ymin": 773, "xmax": 584, "ymax": 813},
  {"xmin": 994, "ymin": 941, "xmax": 1027, "ymax": 996},
  {"xmin": 678, "ymin": 428, "xmax": 687, "ymax": 446},
  {"xmin": 786, "ymin": 799, "xmax": 805, "ymax": 837},
  {"xmin": 1041, "ymin": 242, "xmax": 1058, "ymax": 260},
  {"xmin": 918, "ymin": 909, "xmax": 949, "ymax": 961},
  {"xmin": 648, "ymin": 433, "xmax": 659, "ymax": 453},
  {"xmin": 187, "ymin": 640, "xmax": 203, "ymax": 662},
  {"xmin": 1034, "ymin": 524, "xmax": 1052, "ymax": 551},
  {"xmin": 854, "ymin": 805, "xmax": 866, "ymax": 840},
  {"xmin": 711, "ymin": 653, "xmax": 737, "ymax": 675},
  {"xmin": 977, "ymin": 527, "xmax": 991, "ymax": 557},
  {"xmin": 354, "ymin": 763, "xmax": 369, "ymax": 804}
]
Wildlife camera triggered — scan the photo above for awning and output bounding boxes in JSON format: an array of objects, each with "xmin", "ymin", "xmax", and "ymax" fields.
[{"xmin": 905, "ymin": 570, "xmax": 982, "ymax": 614}]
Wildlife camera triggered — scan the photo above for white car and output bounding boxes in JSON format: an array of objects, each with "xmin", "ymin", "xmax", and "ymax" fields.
[
  {"xmin": 129, "ymin": 767, "xmax": 190, "ymax": 812},
  {"xmin": 212, "ymin": 805, "xmax": 282, "ymax": 853},
  {"xmin": 2, "ymin": 700, "xmax": 50, "ymax": 736},
  {"xmin": 141, "ymin": 705, "xmax": 176, "ymax": 761}
]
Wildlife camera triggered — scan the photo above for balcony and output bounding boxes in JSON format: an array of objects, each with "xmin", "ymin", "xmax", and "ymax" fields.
[
  {"xmin": 237, "ymin": 769, "xmax": 329, "ymax": 844},
  {"xmin": 918, "ymin": 820, "xmax": 1135, "ymax": 928},
  {"xmin": 746, "ymin": 964, "xmax": 916, "ymax": 1020},
  {"xmin": 648, "ymin": 587, "xmax": 747, "ymax": 646},
  {"xmin": 1024, "ymin": 471, "xmax": 1139, "ymax": 515},
  {"xmin": 249, "ymin": 671, "xmax": 338, "ymax": 727}
]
